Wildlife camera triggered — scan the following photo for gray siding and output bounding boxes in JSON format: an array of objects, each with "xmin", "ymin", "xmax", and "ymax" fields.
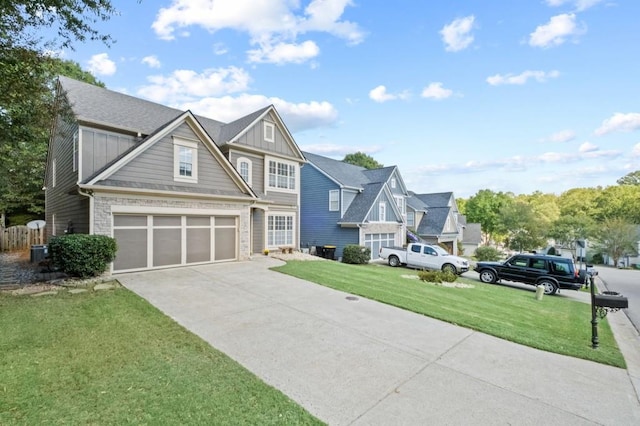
[
  {"xmin": 389, "ymin": 170, "xmax": 405, "ymax": 196},
  {"xmin": 264, "ymin": 191, "xmax": 298, "ymax": 206},
  {"xmin": 235, "ymin": 112, "xmax": 297, "ymax": 158},
  {"xmin": 81, "ymin": 127, "xmax": 136, "ymax": 181},
  {"xmin": 45, "ymin": 116, "xmax": 89, "ymax": 240},
  {"xmin": 367, "ymin": 191, "xmax": 401, "ymax": 222},
  {"xmin": 228, "ymin": 150, "xmax": 264, "ymax": 192},
  {"xmin": 105, "ymin": 123, "xmax": 244, "ymax": 195},
  {"xmin": 252, "ymin": 209, "xmax": 264, "ymax": 253}
]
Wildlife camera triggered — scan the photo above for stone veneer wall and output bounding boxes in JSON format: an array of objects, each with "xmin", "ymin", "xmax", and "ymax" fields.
[{"xmin": 92, "ymin": 194, "xmax": 252, "ymax": 260}]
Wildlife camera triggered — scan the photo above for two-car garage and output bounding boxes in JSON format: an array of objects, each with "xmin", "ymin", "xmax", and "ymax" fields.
[{"xmin": 112, "ymin": 214, "xmax": 238, "ymax": 273}]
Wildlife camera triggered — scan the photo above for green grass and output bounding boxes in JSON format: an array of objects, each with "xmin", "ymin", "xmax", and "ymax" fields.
[
  {"xmin": 273, "ymin": 261, "xmax": 625, "ymax": 369},
  {"xmin": 0, "ymin": 287, "xmax": 323, "ymax": 425}
]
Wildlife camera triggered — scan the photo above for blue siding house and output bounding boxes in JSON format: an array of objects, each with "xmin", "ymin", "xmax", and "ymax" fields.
[{"xmin": 300, "ymin": 152, "xmax": 408, "ymax": 259}]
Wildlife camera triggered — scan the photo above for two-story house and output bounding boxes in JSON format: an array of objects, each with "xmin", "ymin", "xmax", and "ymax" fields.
[
  {"xmin": 300, "ymin": 152, "xmax": 408, "ymax": 260},
  {"xmin": 407, "ymin": 192, "xmax": 462, "ymax": 255},
  {"xmin": 45, "ymin": 76, "xmax": 305, "ymax": 273}
]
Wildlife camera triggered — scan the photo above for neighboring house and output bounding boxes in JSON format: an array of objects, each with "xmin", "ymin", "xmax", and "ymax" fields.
[
  {"xmin": 461, "ymin": 222, "xmax": 482, "ymax": 256},
  {"xmin": 45, "ymin": 76, "xmax": 305, "ymax": 273},
  {"xmin": 300, "ymin": 152, "xmax": 408, "ymax": 260},
  {"xmin": 407, "ymin": 192, "xmax": 463, "ymax": 255}
]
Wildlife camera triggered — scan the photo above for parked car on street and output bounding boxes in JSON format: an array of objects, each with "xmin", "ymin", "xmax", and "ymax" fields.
[
  {"xmin": 379, "ymin": 243, "xmax": 469, "ymax": 274},
  {"xmin": 474, "ymin": 253, "xmax": 586, "ymax": 295}
]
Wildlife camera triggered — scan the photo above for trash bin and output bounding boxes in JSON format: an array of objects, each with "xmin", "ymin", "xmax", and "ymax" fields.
[
  {"xmin": 323, "ymin": 245, "xmax": 336, "ymax": 260},
  {"xmin": 30, "ymin": 244, "xmax": 48, "ymax": 263}
]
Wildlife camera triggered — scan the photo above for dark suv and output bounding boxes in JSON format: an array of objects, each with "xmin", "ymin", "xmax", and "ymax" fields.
[{"xmin": 474, "ymin": 253, "xmax": 585, "ymax": 295}]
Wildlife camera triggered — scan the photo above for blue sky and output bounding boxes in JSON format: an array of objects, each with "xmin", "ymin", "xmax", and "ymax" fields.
[{"xmin": 55, "ymin": 0, "xmax": 640, "ymax": 197}]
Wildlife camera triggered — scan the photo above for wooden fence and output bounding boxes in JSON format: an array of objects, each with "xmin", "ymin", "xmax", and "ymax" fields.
[{"xmin": 0, "ymin": 225, "xmax": 45, "ymax": 252}]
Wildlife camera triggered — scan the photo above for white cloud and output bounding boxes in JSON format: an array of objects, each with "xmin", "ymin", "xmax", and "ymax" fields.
[
  {"xmin": 299, "ymin": 143, "xmax": 382, "ymax": 157},
  {"xmin": 440, "ymin": 15, "xmax": 475, "ymax": 52},
  {"xmin": 579, "ymin": 142, "xmax": 598, "ymax": 152},
  {"xmin": 152, "ymin": 0, "xmax": 364, "ymax": 64},
  {"xmin": 632, "ymin": 143, "xmax": 640, "ymax": 157},
  {"xmin": 546, "ymin": 129, "xmax": 576, "ymax": 143},
  {"xmin": 137, "ymin": 67, "xmax": 251, "ymax": 104},
  {"xmin": 142, "ymin": 55, "xmax": 161, "ymax": 68},
  {"xmin": 529, "ymin": 13, "xmax": 584, "ymax": 48},
  {"xmin": 545, "ymin": 0, "xmax": 603, "ymax": 12},
  {"xmin": 421, "ymin": 82, "xmax": 453, "ymax": 100},
  {"xmin": 595, "ymin": 112, "xmax": 640, "ymax": 136},
  {"xmin": 486, "ymin": 70, "xmax": 560, "ymax": 86},
  {"xmin": 247, "ymin": 40, "xmax": 320, "ymax": 64},
  {"xmin": 182, "ymin": 94, "xmax": 338, "ymax": 133},
  {"xmin": 87, "ymin": 53, "xmax": 116, "ymax": 76},
  {"xmin": 368, "ymin": 85, "xmax": 409, "ymax": 103},
  {"xmin": 213, "ymin": 43, "xmax": 228, "ymax": 55}
]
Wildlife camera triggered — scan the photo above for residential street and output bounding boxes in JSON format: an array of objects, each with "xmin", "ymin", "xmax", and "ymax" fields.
[{"xmin": 596, "ymin": 266, "xmax": 640, "ymax": 334}]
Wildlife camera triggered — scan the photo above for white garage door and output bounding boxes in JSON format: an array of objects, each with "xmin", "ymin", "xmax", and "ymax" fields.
[
  {"xmin": 364, "ymin": 233, "xmax": 396, "ymax": 260},
  {"xmin": 112, "ymin": 214, "xmax": 237, "ymax": 272}
]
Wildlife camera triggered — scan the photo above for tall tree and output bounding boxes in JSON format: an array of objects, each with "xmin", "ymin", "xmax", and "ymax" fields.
[
  {"xmin": 617, "ymin": 170, "xmax": 640, "ymax": 186},
  {"xmin": 464, "ymin": 189, "xmax": 513, "ymax": 245},
  {"xmin": 342, "ymin": 152, "xmax": 383, "ymax": 169},
  {"xmin": 547, "ymin": 214, "xmax": 595, "ymax": 251},
  {"xmin": 0, "ymin": 1, "xmax": 116, "ymax": 225},
  {"xmin": 594, "ymin": 185, "xmax": 640, "ymax": 223},
  {"xmin": 498, "ymin": 200, "xmax": 547, "ymax": 252},
  {"xmin": 596, "ymin": 218, "xmax": 639, "ymax": 267}
]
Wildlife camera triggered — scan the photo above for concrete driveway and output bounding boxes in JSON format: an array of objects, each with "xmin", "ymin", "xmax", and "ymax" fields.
[{"xmin": 118, "ymin": 257, "xmax": 640, "ymax": 425}]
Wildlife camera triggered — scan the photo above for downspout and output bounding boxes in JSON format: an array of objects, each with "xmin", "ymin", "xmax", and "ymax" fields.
[{"xmin": 78, "ymin": 187, "xmax": 95, "ymax": 234}]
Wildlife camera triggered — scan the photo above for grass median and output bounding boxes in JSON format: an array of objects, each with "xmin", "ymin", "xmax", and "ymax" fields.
[
  {"xmin": 0, "ymin": 287, "xmax": 322, "ymax": 425},
  {"xmin": 273, "ymin": 261, "xmax": 625, "ymax": 369}
]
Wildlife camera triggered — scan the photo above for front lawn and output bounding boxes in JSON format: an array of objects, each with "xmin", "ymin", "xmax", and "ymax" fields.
[
  {"xmin": 273, "ymin": 261, "xmax": 625, "ymax": 368},
  {"xmin": 0, "ymin": 287, "xmax": 322, "ymax": 425}
]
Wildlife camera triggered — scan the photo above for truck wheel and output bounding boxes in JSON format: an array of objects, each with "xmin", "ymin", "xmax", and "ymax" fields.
[
  {"xmin": 442, "ymin": 264, "xmax": 456, "ymax": 275},
  {"xmin": 479, "ymin": 270, "xmax": 497, "ymax": 283},
  {"xmin": 388, "ymin": 255, "xmax": 400, "ymax": 267},
  {"xmin": 539, "ymin": 279, "xmax": 558, "ymax": 295}
]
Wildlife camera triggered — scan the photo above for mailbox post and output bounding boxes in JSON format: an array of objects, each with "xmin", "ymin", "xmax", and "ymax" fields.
[{"xmin": 590, "ymin": 275, "xmax": 629, "ymax": 349}]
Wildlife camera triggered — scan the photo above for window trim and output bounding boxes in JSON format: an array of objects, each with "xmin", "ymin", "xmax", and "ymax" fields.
[
  {"xmin": 267, "ymin": 213, "xmax": 295, "ymax": 248},
  {"xmin": 265, "ymin": 157, "xmax": 298, "ymax": 193},
  {"xmin": 407, "ymin": 211, "xmax": 415, "ymax": 228},
  {"xmin": 391, "ymin": 178, "xmax": 396, "ymax": 189},
  {"xmin": 329, "ymin": 190, "xmax": 339, "ymax": 211},
  {"xmin": 173, "ymin": 139, "xmax": 198, "ymax": 183},
  {"xmin": 52, "ymin": 158, "xmax": 57, "ymax": 188},
  {"xmin": 264, "ymin": 122, "xmax": 275, "ymax": 143},
  {"xmin": 72, "ymin": 132, "xmax": 78, "ymax": 172},
  {"xmin": 236, "ymin": 157, "xmax": 252, "ymax": 187}
]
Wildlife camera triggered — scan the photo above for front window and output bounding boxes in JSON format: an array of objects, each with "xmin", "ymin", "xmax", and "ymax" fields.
[
  {"xmin": 268, "ymin": 215, "xmax": 294, "ymax": 246},
  {"xmin": 378, "ymin": 201, "xmax": 386, "ymax": 221},
  {"xmin": 237, "ymin": 157, "xmax": 252, "ymax": 186},
  {"xmin": 407, "ymin": 211, "xmax": 415, "ymax": 227},
  {"xmin": 268, "ymin": 160, "xmax": 296, "ymax": 191},
  {"xmin": 329, "ymin": 190, "xmax": 339, "ymax": 211},
  {"xmin": 173, "ymin": 139, "xmax": 198, "ymax": 183}
]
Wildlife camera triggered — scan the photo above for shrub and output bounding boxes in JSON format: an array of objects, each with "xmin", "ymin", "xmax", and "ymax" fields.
[
  {"xmin": 342, "ymin": 245, "xmax": 371, "ymax": 264},
  {"xmin": 48, "ymin": 234, "xmax": 117, "ymax": 278},
  {"xmin": 590, "ymin": 252, "xmax": 604, "ymax": 265},
  {"xmin": 475, "ymin": 246, "xmax": 502, "ymax": 261},
  {"xmin": 417, "ymin": 270, "xmax": 457, "ymax": 283}
]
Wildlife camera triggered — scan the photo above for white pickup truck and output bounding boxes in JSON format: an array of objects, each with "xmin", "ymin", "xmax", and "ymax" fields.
[{"xmin": 379, "ymin": 243, "xmax": 469, "ymax": 275}]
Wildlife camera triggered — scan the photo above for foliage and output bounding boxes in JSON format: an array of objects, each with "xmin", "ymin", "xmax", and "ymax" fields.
[
  {"xmin": 593, "ymin": 185, "xmax": 640, "ymax": 223},
  {"xmin": 498, "ymin": 200, "xmax": 547, "ymax": 251},
  {"xmin": 49, "ymin": 234, "xmax": 117, "ymax": 278},
  {"xmin": 547, "ymin": 214, "xmax": 595, "ymax": 250},
  {"xmin": 457, "ymin": 239, "xmax": 464, "ymax": 255},
  {"xmin": 474, "ymin": 246, "xmax": 502, "ymax": 261},
  {"xmin": 0, "ymin": 290, "xmax": 321, "ymax": 424},
  {"xmin": 417, "ymin": 270, "xmax": 457, "ymax": 283},
  {"xmin": 341, "ymin": 244, "xmax": 371, "ymax": 264},
  {"xmin": 342, "ymin": 152, "xmax": 383, "ymax": 169},
  {"xmin": 274, "ymin": 261, "xmax": 624, "ymax": 367},
  {"xmin": 595, "ymin": 218, "xmax": 639, "ymax": 267},
  {"xmin": 617, "ymin": 170, "xmax": 640, "ymax": 186},
  {"xmin": 464, "ymin": 189, "xmax": 513, "ymax": 244},
  {"xmin": 590, "ymin": 252, "xmax": 604, "ymax": 265}
]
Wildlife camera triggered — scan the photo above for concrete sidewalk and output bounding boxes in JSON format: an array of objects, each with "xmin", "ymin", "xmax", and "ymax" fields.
[{"xmin": 118, "ymin": 257, "xmax": 640, "ymax": 425}]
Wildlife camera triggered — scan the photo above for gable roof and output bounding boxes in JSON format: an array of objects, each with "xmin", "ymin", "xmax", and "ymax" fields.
[
  {"xmin": 414, "ymin": 192, "xmax": 454, "ymax": 208},
  {"xmin": 217, "ymin": 106, "xmax": 271, "ymax": 143},
  {"xmin": 463, "ymin": 223, "xmax": 482, "ymax": 244},
  {"xmin": 417, "ymin": 206, "xmax": 452, "ymax": 236},
  {"xmin": 302, "ymin": 151, "xmax": 369, "ymax": 189},
  {"xmin": 407, "ymin": 192, "xmax": 429, "ymax": 212}
]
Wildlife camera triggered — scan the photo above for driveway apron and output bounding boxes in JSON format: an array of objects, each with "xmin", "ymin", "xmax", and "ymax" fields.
[{"xmin": 118, "ymin": 257, "xmax": 640, "ymax": 425}]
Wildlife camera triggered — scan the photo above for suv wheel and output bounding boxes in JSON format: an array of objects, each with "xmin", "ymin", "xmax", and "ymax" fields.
[
  {"xmin": 539, "ymin": 279, "xmax": 558, "ymax": 295},
  {"xmin": 479, "ymin": 269, "xmax": 497, "ymax": 283}
]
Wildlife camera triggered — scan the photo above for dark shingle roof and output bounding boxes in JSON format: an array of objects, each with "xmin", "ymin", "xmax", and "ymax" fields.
[
  {"xmin": 417, "ymin": 206, "xmax": 450, "ymax": 236},
  {"xmin": 218, "ymin": 105, "xmax": 271, "ymax": 143},
  {"xmin": 415, "ymin": 192, "xmax": 453, "ymax": 208},
  {"xmin": 407, "ymin": 193, "xmax": 429, "ymax": 212},
  {"xmin": 302, "ymin": 151, "xmax": 369, "ymax": 188},
  {"xmin": 340, "ymin": 182, "xmax": 385, "ymax": 223},
  {"xmin": 361, "ymin": 166, "xmax": 395, "ymax": 184},
  {"xmin": 463, "ymin": 223, "xmax": 482, "ymax": 244}
]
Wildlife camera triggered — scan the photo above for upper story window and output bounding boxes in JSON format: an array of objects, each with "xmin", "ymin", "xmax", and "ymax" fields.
[
  {"xmin": 391, "ymin": 178, "xmax": 396, "ymax": 189},
  {"xmin": 268, "ymin": 159, "xmax": 296, "ymax": 191},
  {"xmin": 173, "ymin": 139, "xmax": 198, "ymax": 183},
  {"xmin": 394, "ymin": 195, "xmax": 405, "ymax": 214},
  {"xmin": 378, "ymin": 201, "xmax": 386, "ymax": 221},
  {"xmin": 329, "ymin": 190, "xmax": 339, "ymax": 211},
  {"xmin": 264, "ymin": 122, "xmax": 275, "ymax": 142},
  {"xmin": 407, "ymin": 211, "xmax": 415, "ymax": 228},
  {"xmin": 237, "ymin": 157, "xmax": 252, "ymax": 187}
]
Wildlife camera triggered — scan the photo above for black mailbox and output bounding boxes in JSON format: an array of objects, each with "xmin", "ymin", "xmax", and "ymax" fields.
[{"xmin": 594, "ymin": 293, "xmax": 628, "ymax": 309}]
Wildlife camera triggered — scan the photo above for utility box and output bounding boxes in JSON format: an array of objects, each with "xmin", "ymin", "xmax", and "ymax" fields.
[{"xmin": 30, "ymin": 244, "xmax": 48, "ymax": 263}]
